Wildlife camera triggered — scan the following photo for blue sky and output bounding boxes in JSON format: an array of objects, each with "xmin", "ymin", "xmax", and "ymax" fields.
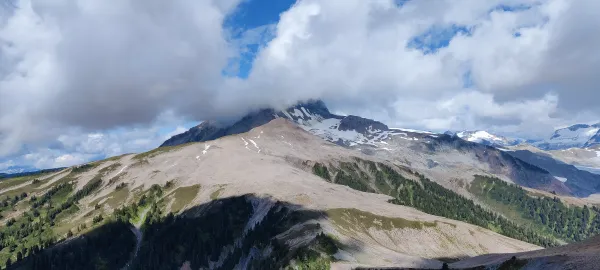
[
  {"xmin": 0, "ymin": 0, "xmax": 299, "ymax": 173},
  {"xmin": 225, "ymin": 0, "xmax": 296, "ymax": 78}
]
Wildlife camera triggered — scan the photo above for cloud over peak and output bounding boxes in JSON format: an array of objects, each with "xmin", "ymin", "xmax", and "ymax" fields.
[{"xmin": 1, "ymin": 0, "xmax": 600, "ymax": 169}]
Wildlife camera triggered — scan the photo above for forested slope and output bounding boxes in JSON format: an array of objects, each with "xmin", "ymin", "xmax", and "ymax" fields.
[
  {"xmin": 10, "ymin": 195, "xmax": 338, "ymax": 270},
  {"xmin": 312, "ymin": 158, "xmax": 600, "ymax": 247}
]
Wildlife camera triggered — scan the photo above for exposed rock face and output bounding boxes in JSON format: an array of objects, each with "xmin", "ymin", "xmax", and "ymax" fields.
[
  {"xmin": 160, "ymin": 121, "xmax": 226, "ymax": 147},
  {"xmin": 338, "ymin": 115, "xmax": 388, "ymax": 134}
]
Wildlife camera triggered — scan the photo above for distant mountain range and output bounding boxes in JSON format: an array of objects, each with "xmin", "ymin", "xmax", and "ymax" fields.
[
  {"xmin": 0, "ymin": 165, "xmax": 38, "ymax": 176},
  {"xmin": 534, "ymin": 123, "xmax": 600, "ymax": 150},
  {"xmin": 0, "ymin": 167, "xmax": 64, "ymax": 179},
  {"xmin": 449, "ymin": 123, "xmax": 600, "ymax": 151},
  {"xmin": 162, "ymin": 100, "xmax": 600, "ymax": 196},
  {"xmin": 448, "ymin": 130, "xmax": 523, "ymax": 148}
]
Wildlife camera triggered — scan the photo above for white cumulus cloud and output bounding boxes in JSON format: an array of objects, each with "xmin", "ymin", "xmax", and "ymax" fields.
[{"xmin": 2, "ymin": 0, "xmax": 600, "ymax": 169}]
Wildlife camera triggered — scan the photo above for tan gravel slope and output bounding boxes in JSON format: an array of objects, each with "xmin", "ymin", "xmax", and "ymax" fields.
[{"xmin": 27, "ymin": 119, "xmax": 541, "ymax": 268}]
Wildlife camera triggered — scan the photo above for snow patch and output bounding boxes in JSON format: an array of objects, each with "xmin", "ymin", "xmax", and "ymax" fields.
[
  {"xmin": 300, "ymin": 107, "xmax": 313, "ymax": 119},
  {"xmin": 291, "ymin": 108, "xmax": 304, "ymax": 119},
  {"xmin": 554, "ymin": 176, "xmax": 568, "ymax": 183},
  {"xmin": 241, "ymin": 137, "xmax": 250, "ymax": 151},
  {"xmin": 202, "ymin": 144, "xmax": 211, "ymax": 155},
  {"xmin": 248, "ymin": 139, "xmax": 259, "ymax": 149},
  {"xmin": 299, "ymin": 118, "xmax": 395, "ymax": 147},
  {"xmin": 539, "ymin": 126, "xmax": 600, "ymax": 149},
  {"xmin": 390, "ymin": 127, "xmax": 433, "ymax": 134},
  {"xmin": 458, "ymin": 130, "xmax": 502, "ymax": 143},
  {"xmin": 112, "ymin": 165, "xmax": 128, "ymax": 178},
  {"xmin": 282, "ymin": 110, "xmax": 294, "ymax": 120}
]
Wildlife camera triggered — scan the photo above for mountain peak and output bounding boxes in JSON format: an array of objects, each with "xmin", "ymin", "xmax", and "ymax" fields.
[
  {"xmin": 537, "ymin": 123, "xmax": 600, "ymax": 150},
  {"xmin": 160, "ymin": 100, "xmax": 400, "ymax": 148},
  {"xmin": 454, "ymin": 130, "xmax": 521, "ymax": 147},
  {"xmin": 338, "ymin": 115, "xmax": 388, "ymax": 133},
  {"xmin": 161, "ymin": 100, "xmax": 339, "ymax": 147}
]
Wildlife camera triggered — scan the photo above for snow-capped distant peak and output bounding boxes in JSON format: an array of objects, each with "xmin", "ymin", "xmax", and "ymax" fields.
[
  {"xmin": 534, "ymin": 123, "xmax": 600, "ymax": 150},
  {"xmin": 457, "ymin": 131, "xmax": 499, "ymax": 142},
  {"xmin": 453, "ymin": 130, "xmax": 521, "ymax": 147}
]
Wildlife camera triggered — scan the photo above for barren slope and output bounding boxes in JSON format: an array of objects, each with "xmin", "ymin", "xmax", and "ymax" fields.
[
  {"xmin": 451, "ymin": 235, "xmax": 600, "ymax": 270},
  {"xmin": 73, "ymin": 119, "xmax": 543, "ymax": 267},
  {"xmin": 0, "ymin": 118, "xmax": 543, "ymax": 268}
]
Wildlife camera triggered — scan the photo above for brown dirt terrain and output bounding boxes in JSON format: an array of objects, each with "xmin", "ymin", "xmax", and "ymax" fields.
[{"xmin": 451, "ymin": 235, "xmax": 600, "ymax": 270}]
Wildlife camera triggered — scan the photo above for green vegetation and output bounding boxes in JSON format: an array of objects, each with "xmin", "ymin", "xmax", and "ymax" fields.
[
  {"xmin": 10, "ymin": 188, "xmax": 339, "ymax": 270},
  {"xmin": 69, "ymin": 177, "xmax": 103, "ymax": 204},
  {"xmin": 327, "ymin": 208, "xmax": 436, "ymax": 233},
  {"xmin": 312, "ymin": 163, "xmax": 331, "ymax": 181},
  {"xmin": 0, "ymin": 176, "xmax": 36, "ymax": 191},
  {"xmin": 313, "ymin": 162, "xmax": 375, "ymax": 193},
  {"xmin": 0, "ymin": 168, "xmax": 63, "ymax": 181},
  {"xmin": 115, "ymin": 182, "xmax": 127, "ymax": 190},
  {"xmin": 0, "ymin": 193, "xmax": 28, "ymax": 213},
  {"xmin": 13, "ymin": 221, "xmax": 135, "ymax": 270},
  {"xmin": 210, "ymin": 186, "xmax": 225, "ymax": 200},
  {"xmin": 334, "ymin": 170, "xmax": 373, "ymax": 193},
  {"xmin": 470, "ymin": 175, "xmax": 600, "ymax": 243},
  {"xmin": 0, "ymin": 172, "xmax": 105, "ymax": 267},
  {"xmin": 97, "ymin": 162, "xmax": 121, "ymax": 176},
  {"xmin": 286, "ymin": 246, "xmax": 332, "ymax": 270},
  {"xmin": 312, "ymin": 160, "xmax": 557, "ymax": 247},
  {"xmin": 132, "ymin": 144, "xmax": 188, "ymax": 160},
  {"xmin": 169, "ymin": 185, "xmax": 200, "ymax": 213},
  {"xmin": 70, "ymin": 163, "xmax": 96, "ymax": 174},
  {"xmin": 31, "ymin": 183, "xmax": 73, "ymax": 208},
  {"xmin": 105, "ymin": 187, "xmax": 130, "ymax": 209},
  {"xmin": 130, "ymin": 196, "xmax": 331, "ymax": 270},
  {"xmin": 0, "ymin": 168, "xmax": 62, "ymax": 191},
  {"xmin": 164, "ymin": 179, "xmax": 175, "ymax": 190},
  {"xmin": 107, "ymin": 174, "xmax": 125, "ymax": 187}
]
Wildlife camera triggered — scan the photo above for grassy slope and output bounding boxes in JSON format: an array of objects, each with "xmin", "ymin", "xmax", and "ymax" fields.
[
  {"xmin": 169, "ymin": 185, "xmax": 201, "ymax": 213},
  {"xmin": 312, "ymin": 159, "xmax": 557, "ymax": 247},
  {"xmin": 469, "ymin": 177, "xmax": 552, "ymax": 236},
  {"xmin": 469, "ymin": 175, "xmax": 600, "ymax": 243}
]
